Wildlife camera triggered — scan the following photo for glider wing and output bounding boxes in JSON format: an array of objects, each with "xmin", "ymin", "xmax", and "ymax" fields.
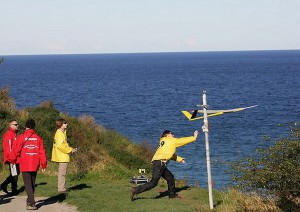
[
  {"xmin": 182, "ymin": 105, "xmax": 257, "ymax": 121},
  {"xmin": 182, "ymin": 111, "xmax": 224, "ymax": 121},
  {"xmin": 195, "ymin": 105, "xmax": 258, "ymax": 114}
]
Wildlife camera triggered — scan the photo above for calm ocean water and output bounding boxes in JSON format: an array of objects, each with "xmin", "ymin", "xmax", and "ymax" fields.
[{"xmin": 1, "ymin": 50, "xmax": 299, "ymax": 188}]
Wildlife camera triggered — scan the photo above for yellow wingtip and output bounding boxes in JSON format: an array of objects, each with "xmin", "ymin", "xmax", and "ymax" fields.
[
  {"xmin": 182, "ymin": 111, "xmax": 204, "ymax": 121},
  {"xmin": 182, "ymin": 111, "xmax": 224, "ymax": 121},
  {"xmin": 181, "ymin": 111, "xmax": 192, "ymax": 120}
]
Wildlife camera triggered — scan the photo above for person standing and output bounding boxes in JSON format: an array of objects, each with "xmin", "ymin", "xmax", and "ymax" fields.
[
  {"xmin": 130, "ymin": 130, "xmax": 199, "ymax": 201},
  {"xmin": 1, "ymin": 119, "xmax": 20, "ymax": 195},
  {"xmin": 11, "ymin": 119, "xmax": 47, "ymax": 210},
  {"xmin": 51, "ymin": 118, "xmax": 76, "ymax": 193}
]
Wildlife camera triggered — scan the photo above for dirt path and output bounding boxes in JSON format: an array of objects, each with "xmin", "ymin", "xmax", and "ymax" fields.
[{"xmin": 0, "ymin": 191, "xmax": 78, "ymax": 211}]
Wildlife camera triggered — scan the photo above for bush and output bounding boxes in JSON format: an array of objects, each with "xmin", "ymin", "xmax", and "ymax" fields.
[
  {"xmin": 230, "ymin": 123, "xmax": 300, "ymax": 211},
  {"xmin": 23, "ymin": 106, "xmax": 60, "ymax": 157},
  {"xmin": 0, "ymin": 87, "xmax": 17, "ymax": 117}
]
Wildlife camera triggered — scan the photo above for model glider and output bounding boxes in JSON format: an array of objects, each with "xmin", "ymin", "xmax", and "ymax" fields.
[{"xmin": 182, "ymin": 105, "xmax": 258, "ymax": 121}]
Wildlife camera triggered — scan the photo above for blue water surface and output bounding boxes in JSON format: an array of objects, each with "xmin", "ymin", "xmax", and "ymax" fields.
[{"xmin": 1, "ymin": 50, "xmax": 299, "ymax": 188}]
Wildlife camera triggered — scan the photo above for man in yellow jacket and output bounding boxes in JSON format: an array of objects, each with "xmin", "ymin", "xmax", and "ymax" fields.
[
  {"xmin": 131, "ymin": 129, "xmax": 199, "ymax": 201},
  {"xmin": 51, "ymin": 118, "xmax": 76, "ymax": 192}
]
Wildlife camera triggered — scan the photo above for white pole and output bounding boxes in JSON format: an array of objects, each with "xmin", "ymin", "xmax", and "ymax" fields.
[{"xmin": 202, "ymin": 90, "xmax": 214, "ymax": 210}]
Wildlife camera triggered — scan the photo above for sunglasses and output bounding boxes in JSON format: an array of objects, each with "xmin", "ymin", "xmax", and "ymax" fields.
[{"xmin": 11, "ymin": 124, "xmax": 18, "ymax": 126}]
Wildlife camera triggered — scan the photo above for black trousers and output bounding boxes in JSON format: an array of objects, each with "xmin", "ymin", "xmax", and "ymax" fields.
[
  {"xmin": 1, "ymin": 163, "xmax": 20, "ymax": 192},
  {"xmin": 22, "ymin": 172, "xmax": 37, "ymax": 206},
  {"xmin": 135, "ymin": 160, "xmax": 175, "ymax": 197}
]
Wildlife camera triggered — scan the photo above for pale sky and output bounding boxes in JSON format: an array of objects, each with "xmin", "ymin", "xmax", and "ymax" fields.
[{"xmin": 1, "ymin": 0, "xmax": 300, "ymax": 55}]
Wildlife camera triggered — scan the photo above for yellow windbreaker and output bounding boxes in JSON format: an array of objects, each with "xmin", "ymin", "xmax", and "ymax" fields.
[
  {"xmin": 51, "ymin": 129, "xmax": 72, "ymax": 162},
  {"xmin": 151, "ymin": 136, "xmax": 196, "ymax": 162}
]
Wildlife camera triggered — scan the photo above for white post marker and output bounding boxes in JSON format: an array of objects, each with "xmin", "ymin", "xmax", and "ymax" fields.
[
  {"xmin": 180, "ymin": 91, "xmax": 257, "ymax": 210},
  {"xmin": 202, "ymin": 90, "xmax": 214, "ymax": 210}
]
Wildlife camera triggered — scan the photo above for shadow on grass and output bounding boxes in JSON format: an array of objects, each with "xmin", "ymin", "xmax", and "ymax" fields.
[
  {"xmin": 155, "ymin": 186, "xmax": 190, "ymax": 199},
  {"xmin": 35, "ymin": 193, "xmax": 68, "ymax": 208},
  {"xmin": 215, "ymin": 200, "xmax": 223, "ymax": 207},
  {"xmin": 18, "ymin": 186, "xmax": 25, "ymax": 194},
  {"xmin": 35, "ymin": 182, "xmax": 47, "ymax": 187},
  {"xmin": 133, "ymin": 186, "xmax": 191, "ymax": 201},
  {"xmin": 69, "ymin": 183, "xmax": 92, "ymax": 191},
  {"xmin": 35, "ymin": 183, "xmax": 91, "ymax": 208}
]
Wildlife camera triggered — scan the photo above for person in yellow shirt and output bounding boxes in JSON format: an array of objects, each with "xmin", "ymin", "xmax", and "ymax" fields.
[
  {"xmin": 51, "ymin": 118, "xmax": 76, "ymax": 192},
  {"xmin": 130, "ymin": 129, "xmax": 199, "ymax": 201}
]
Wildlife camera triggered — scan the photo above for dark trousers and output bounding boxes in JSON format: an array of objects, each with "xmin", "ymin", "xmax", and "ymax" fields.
[
  {"xmin": 1, "ymin": 163, "xmax": 20, "ymax": 192},
  {"xmin": 135, "ymin": 160, "xmax": 175, "ymax": 197},
  {"xmin": 22, "ymin": 172, "xmax": 37, "ymax": 206}
]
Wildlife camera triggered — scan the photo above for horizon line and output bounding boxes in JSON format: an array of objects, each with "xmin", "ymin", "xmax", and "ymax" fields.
[{"xmin": 1, "ymin": 48, "xmax": 300, "ymax": 57}]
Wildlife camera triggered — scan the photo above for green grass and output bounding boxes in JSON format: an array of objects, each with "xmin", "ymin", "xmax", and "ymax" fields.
[{"xmin": 0, "ymin": 170, "xmax": 237, "ymax": 211}]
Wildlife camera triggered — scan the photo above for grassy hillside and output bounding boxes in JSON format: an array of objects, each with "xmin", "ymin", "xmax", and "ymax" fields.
[{"xmin": 0, "ymin": 87, "xmax": 152, "ymax": 178}]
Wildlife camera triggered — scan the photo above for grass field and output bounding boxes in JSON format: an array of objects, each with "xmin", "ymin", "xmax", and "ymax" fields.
[{"xmin": 0, "ymin": 170, "xmax": 239, "ymax": 212}]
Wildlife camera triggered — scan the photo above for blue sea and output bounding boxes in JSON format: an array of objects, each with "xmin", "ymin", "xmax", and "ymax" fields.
[{"xmin": 1, "ymin": 50, "xmax": 299, "ymax": 189}]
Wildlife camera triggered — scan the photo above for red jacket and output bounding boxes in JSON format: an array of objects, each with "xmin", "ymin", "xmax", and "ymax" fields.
[
  {"xmin": 12, "ymin": 129, "xmax": 47, "ymax": 172},
  {"xmin": 2, "ymin": 127, "xmax": 20, "ymax": 164}
]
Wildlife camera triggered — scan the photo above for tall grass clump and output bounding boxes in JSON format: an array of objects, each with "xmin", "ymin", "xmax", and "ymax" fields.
[{"xmin": 222, "ymin": 188, "xmax": 280, "ymax": 211}]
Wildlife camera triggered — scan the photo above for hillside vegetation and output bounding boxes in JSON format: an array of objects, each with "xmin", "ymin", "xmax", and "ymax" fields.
[{"xmin": 0, "ymin": 87, "xmax": 152, "ymax": 179}]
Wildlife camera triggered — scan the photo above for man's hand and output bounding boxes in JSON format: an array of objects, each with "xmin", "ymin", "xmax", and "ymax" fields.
[
  {"xmin": 42, "ymin": 169, "xmax": 46, "ymax": 173},
  {"xmin": 71, "ymin": 148, "xmax": 77, "ymax": 154},
  {"xmin": 182, "ymin": 159, "xmax": 186, "ymax": 164},
  {"xmin": 194, "ymin": 130, "xmax": 199, "ymax": 139}
]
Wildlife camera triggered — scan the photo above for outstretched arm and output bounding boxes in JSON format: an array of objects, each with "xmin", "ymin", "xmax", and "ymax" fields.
[{"xmin": 174, "ymin": 130, "xmax": 199, "ymax": 147}]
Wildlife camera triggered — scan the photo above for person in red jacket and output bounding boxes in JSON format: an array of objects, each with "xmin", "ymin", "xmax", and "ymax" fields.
[
  {"xmin": 1, "ymin": 119, "xmax": 20, "ymax": 195},
  {"xmin": 11, "ymin": 119, "xmax": 47, "ymax": 210}
]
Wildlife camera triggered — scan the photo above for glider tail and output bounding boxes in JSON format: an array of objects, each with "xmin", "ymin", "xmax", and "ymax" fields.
[{"xmin": 182, "ymin": 110, "xmax": 193, "ymax": 120}]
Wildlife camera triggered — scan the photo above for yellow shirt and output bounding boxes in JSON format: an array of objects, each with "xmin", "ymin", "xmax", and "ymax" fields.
[
  {"xmin": 51, "ymin": 129, "xmax": 72, "ymax": 162},
  {"xmin": 151, "ymin": 136, "xmax": 196, "ymax": 162}
]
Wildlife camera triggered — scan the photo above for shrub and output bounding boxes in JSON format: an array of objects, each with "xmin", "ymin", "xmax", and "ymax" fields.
[
  {"xmin": 23, "ymin": 106, "xmax": 60, "ymax": 158},
  {"xmin": 230, "ymin": 123, "xmax": 300, "ymax": 211},
  {"xmin": 0, "ymin": 87, "xmax": 17, "ymax": 117}
]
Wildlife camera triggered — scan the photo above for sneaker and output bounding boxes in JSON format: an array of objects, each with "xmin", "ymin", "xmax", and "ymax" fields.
[
  {"xmin": 26, "ymin": 204, "xmax": 37, "ymax": 210},
  {"xmin": 1, "ymin": 184, "xmax": 8, "ymax": 194},
  {"xmin": 130, "ymin": 187, "xmax": 136, "ymax": 201}
]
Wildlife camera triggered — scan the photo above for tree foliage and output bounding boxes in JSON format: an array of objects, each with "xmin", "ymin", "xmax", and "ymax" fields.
[{"xmin": 230, "ymin": 123, "xmax": 300, "ymax": 211}]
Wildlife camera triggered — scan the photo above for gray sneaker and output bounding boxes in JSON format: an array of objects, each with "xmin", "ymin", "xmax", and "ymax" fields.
[
  {"xmin": 26, "ymin": 204, "xmax": 37, "ymax": 210},
  {"xmin": 130, "ymin": 187, "xmax": 136, "ymax": 201}
]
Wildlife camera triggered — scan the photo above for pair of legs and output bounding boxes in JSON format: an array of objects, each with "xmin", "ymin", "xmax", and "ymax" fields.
[
  {"xmin": 22, "ymin": 171, "xmax": 37, "ymax": 207},
  {"xmin": 134, "ymin": 160, "xmax": 176, "ymax": 197},
  {"xmin": 58, "ymin": 162, "xmax": 68, "ymax": 192},
  {"xmin": 1, "ymin": 163, "xmax": 20, "ymax": 194}
]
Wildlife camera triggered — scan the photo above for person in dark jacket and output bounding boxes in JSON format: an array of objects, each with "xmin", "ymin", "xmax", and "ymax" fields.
[
  {"xmin": 11, "ymin": 119, "xmax": 47, "ymax": 210},
  {"xmin": 1, "ymin": 119, "xmax": 20, "ymax": 195}
]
